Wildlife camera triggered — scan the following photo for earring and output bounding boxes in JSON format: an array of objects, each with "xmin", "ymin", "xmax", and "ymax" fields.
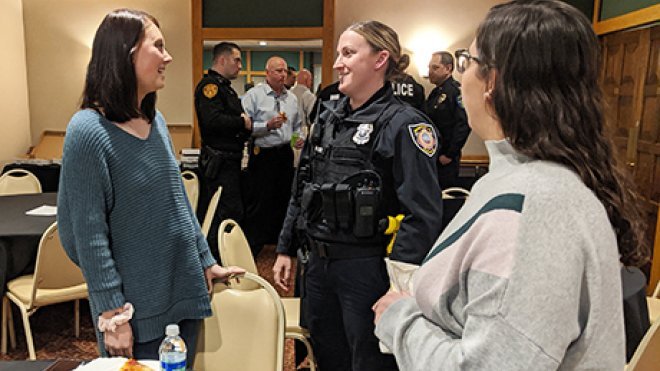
[{"xmin": 484, "ymin": 90, "xmax": 492, "ymax": 99}]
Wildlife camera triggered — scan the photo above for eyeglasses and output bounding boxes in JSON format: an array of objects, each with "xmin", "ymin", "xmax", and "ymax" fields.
[{"xmin": 454, "ymin": 49, "xmax": 485, "ymax": 74}]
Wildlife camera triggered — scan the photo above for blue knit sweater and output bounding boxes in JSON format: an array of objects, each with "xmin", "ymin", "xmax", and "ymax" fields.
[{"xmin": 58, "ymin": 109, "xmax": 216, "ymax": 343}]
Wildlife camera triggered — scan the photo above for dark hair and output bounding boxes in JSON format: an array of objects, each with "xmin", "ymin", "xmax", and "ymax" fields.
[
  {"xmin": 81, "ymin": 9, "xmax": 160, "ymax": 123},
  {"xmin": 213, "ymin": 41, "xmax": 240, "ymax": 61},
  {"xmin": 348, "ymin": 20, "xmax": 409, "ymax": 81},
  {"xmin": 476, "ymin": 0, "xmax": 647, "ymax": 266},
  {"xmin": 433, "ymin": 51, "xmax": 454, "ymax": 72}
]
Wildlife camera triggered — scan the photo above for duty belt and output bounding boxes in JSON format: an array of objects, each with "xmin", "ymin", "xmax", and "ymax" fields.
[{"xmin": 309, "ymin": 238, "xmax": 384, "ymax": 260}]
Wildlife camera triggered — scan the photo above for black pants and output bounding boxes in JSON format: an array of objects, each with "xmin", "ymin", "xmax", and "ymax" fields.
[
  {"xmin": 303, "ymin": 252, "xmax": 398, "ymax": 371},
  {"xmin": 437, "ymin": 155, "xmax": 460, "ymax": 190},
  {"xmin": 133, "ymin": 318, "xmax": 201, "ymax": 370},
  {"xmin": 198, "ymin": 157, "xmax": 244, "ymax": 262},
  {"xmin": 243, "ymin": 145, "xmax": 294, "ymax": 257}
]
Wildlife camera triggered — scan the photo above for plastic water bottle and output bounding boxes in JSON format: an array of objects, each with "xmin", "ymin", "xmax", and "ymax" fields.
[{"xmin": 158, "ymin": 324, "xmax": 187, "ymax": 371}]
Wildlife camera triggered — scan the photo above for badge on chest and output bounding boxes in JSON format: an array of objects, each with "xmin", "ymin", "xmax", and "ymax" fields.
[{"xmin": 353, "ymin": 123, "xmax": 374, "ymax": 145}]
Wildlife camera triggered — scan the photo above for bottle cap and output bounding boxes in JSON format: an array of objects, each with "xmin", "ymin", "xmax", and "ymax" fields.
[{"xmin": 165, "ymin": 324, "xmax": 180, "ymax": 336}]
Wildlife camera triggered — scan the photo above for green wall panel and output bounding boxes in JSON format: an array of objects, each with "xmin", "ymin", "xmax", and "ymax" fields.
[
  {"xmin": 202, "ymin": 50, "xmax": 248, "ymax": 71},
  {"xmin": 250, "ymin": 51, "xmax": 299, "ymax": 70},
  {"xmin": 203, "ymin": 0, "xmax": 323, "ymax": 28},
  {"xmin": 599, "ymin": 0, "xmax": 658, "ymax": 20},
  {"xmin": 561, "ymin": 0, "xmax": 594, "ymax": 21}
]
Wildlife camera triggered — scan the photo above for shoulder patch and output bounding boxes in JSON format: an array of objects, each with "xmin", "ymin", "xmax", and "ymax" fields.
[
  {"xmin": 457, "ymin": 95, "xmax": 464, "ymax": 109},
  {"xmin": 203, "ymin": 83, "xmax": 218, "ymax": 98},
  {"xmin": 408, "ymin": 123, "xmax": 437, "ymax": 157}
]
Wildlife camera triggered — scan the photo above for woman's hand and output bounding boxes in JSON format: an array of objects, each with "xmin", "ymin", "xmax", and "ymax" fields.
[
  {"xmin": 204, "ymin": 264, "xmax": 246, "ymax": 294},
  {"xmin": 372, "ymin": 290, "xmax": 411, "ymax": 325},
  {"xmin": 104, "ymin": 321, "xmax": 133, "ymax": 358}
]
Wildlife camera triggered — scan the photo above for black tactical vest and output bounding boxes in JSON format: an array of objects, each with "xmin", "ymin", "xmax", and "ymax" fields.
[{"xmin": 300, "ymin": 98, "xmax": 402, "ymax": 247}]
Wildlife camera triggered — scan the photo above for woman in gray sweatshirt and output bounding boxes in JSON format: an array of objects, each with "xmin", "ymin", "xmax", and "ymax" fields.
[{"xmin": 373, "ymin": 1, "xmax": 648, "ymax": 369}]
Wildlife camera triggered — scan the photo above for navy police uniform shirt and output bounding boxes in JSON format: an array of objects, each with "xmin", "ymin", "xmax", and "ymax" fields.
[
  {"xmin": 194, "ymin": 69, "xmax": 250, "ymax": 152},
  {"xmin": 424, "ymin": 76, "xmax": 470, "ymax": 159},
  {"xmin": 391, "ymin": 74, "xmax": 425, "ymax": 112},
  {"xmin": 277, "ymin": 84, "xmax": 443, "ymax": 265}
]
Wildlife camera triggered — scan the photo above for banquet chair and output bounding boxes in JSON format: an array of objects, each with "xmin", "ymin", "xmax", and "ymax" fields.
[
  {"xmin": 626, "ymin": 319, "xmax": 660, "ymax": 371},
  {"xmin": 181, "ymin": 170, "xmax": 199, "ymax": 213},
  {"xmin": 0, "ymin": 169, "xmax": 42, "ymax": 195},
  {"xmin": 218, "ymin": 219, "xmax": 317, "ymax": 370},
  {"xmin": 201, "ymin": 186, "xmax": 222, "ymax": 238},
  {"xmin": 1, "ymin": 222, "xmax": 88, "ymax": 360},
  {"xmin": 195, "ymin": 272, "xmax": 285, "ymax": 371},
  {"xmin": 649, "ymin": 281, "xmax": 660, "ymax": 325},
  {"xmin": 441, "ymin": 187, "xmax": 470, "ymax": 232}
]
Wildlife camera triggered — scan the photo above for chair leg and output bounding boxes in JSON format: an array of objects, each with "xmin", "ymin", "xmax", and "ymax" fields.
[
  {"xmin": 8, "ymin": 301, "xmax": 15, "ymax": 349},
  {"xmin": 74, "ymin": 299, "xmax": 80, "ymax": 338},
  {"xmin": 1, "ymin": 297, "xmax": 7, "ymax": 354},
  {"xmin": 18, "ymin": 306, "xmax": 36, "ymax": 360},
  {"xmin": 300, "ymin": 337, "xmax": 317, "ymax": 371}
]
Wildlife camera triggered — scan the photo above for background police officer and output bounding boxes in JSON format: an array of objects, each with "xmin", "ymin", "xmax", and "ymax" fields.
[
  {"xmin": 425, "ymin": 51, "xmax": 470, "ymax": 189},
  {"xmin": 273, "ymin": 21, "xmax": 443, "ymax": 371},
  {"xmin": 391, "ymin": 66, "xmax": 425, "ymax": 111},
  {"xmin": 194, "ymin": 42, "xmax": 252, "ymax": 260}
]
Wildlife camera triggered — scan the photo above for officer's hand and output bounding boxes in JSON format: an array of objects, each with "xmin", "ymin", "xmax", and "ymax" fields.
[
  {"xmin": 439, "ymin": 155, "xmax": 452, "ymax": 165},
  {"xmin": 372, "ymin": 290, "xmax": 410, "ymax": 325},
  {"xmin": 272, "ymin": 254, "xmax": 293, "ymax": 291},
  {"xmin": 267, "ymin": 115, "xmax": 285, "ymax": 130}
]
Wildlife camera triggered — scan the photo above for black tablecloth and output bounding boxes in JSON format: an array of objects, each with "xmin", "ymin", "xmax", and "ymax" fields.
[
  {"xmin": 0, "ymin": 193, "xmax": 57, "ymax": 296},
  {"xmin": 1, "ymin": 163, "xmax": 61, "ymax": 193}
]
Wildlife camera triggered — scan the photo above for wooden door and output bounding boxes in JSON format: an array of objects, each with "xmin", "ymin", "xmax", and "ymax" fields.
[{"xmin": 601, "ymin": 24, "xmax": 660, "ymax": 292}]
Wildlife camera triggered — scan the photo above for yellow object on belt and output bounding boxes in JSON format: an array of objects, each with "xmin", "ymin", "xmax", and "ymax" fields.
[{"xmin": 384, "ymin": 214, "xmax": 404, "ymax": 255}]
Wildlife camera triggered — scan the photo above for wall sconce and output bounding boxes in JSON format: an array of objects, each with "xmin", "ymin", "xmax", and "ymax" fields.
[{"xmin": 407, "ymin": 29, "xmax": 449, "ymax": 79}]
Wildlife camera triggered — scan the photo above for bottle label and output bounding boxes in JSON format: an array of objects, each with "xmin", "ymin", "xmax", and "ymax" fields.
[{"xmin": 161, "ymin": 359, "xmax": 186, "ymax": 371}]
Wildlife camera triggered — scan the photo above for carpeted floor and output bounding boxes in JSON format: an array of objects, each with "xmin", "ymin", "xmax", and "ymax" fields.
[{"xmin": 0, "ymin": 245, "xmax": 300, "ymax": 370}]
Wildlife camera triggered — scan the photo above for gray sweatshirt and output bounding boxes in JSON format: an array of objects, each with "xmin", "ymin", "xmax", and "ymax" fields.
[{"xmin": 376, "ymin": 139, "xmax": 625, "ymax": 370}]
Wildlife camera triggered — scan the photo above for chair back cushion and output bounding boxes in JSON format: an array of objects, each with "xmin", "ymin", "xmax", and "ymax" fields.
[
  {"xmin": 0, "ymin": 169, "xmax": 42, "ymax": 195},
  {"xmin": 201, "ymin": 186, "xmax": 222, "ymax": 238},
  {"xmin": 218, "ymin": 220, "xmax": 260, "ymax": 290},
  {"xmin": 34, "ymin": 223, "xmax": 86, "ymax": 290},
  {"xmin": 195, "ymin": 273, "xmax": 284, "ymax": 371},
  {"xmin": 627, "ymin": 319, "xmax": 660, "ymax": 370},
  {"xmin": 181, "ymin": 170, "xmax": 199, "ymax": 212}
]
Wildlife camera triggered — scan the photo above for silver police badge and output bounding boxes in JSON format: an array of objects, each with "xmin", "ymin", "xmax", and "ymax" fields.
[{"xmin": 353, "ymin": 123, "xmax": 373, "ymax": 145}]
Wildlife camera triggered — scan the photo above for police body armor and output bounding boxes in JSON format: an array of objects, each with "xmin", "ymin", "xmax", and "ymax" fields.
[{"xmin": 299, "ymin": 100, "xmax": 400, "ymax": 250}]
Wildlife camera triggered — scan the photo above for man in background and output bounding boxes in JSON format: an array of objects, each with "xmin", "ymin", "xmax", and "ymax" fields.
[
  {"xmin": 391, "ymin": 61, "xmax": 425, "ymax": 111},
  {"xmin": 241, "ymin": 56, "xmax": 303, "ymax": 257},
  {"xmin": 194, "ymin": 42, "xmax": 252, "ymax": 260},
  {"xmin": 425, "ymin": 51, "xmax": 470, "ymax": 189},
  {"xmin": 285, "ymin": 66, "xmax": 297, "ymax": 90},
  {"xmin": 290, "ymin": 69, "xmax": 316, "ymax": 132}
]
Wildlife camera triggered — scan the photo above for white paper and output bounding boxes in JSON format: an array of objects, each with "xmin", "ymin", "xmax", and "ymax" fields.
[
  {"xmin": 25, "ymin": 205, "xmax": 57, "ymax": 216},
  {"xmin": 380, "ymin": 258, "xmax": 420, "ymax": 354}
]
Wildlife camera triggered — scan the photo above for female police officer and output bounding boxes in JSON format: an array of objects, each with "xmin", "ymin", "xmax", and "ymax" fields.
[{"xmin": 272, "ymin": 21, "xmax": 443, "ymax": 370}]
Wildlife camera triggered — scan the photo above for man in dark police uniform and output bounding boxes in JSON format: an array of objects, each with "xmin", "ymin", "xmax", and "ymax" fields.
[
  {"xmin": 194, "ymin": 42, "xmax": 252, "ymax": 259},
  {"xmin": 425, "ymin": 51, "xmax": 470, "ymax": 189}
]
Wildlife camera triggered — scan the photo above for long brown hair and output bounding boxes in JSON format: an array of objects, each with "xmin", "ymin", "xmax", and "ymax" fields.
[
  {"xmin": 81, "ymin": 9, "xmax": 160, "ymax": 123},
  {"xmin": 476, "ymin": 0, "xmax": 647, "ymax": 266}
]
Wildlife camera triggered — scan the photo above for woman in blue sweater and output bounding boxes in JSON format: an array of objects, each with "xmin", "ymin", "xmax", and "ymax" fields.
[{"xmin": 57, "ymin": 9, "xmax": 243, "ymax": 365}]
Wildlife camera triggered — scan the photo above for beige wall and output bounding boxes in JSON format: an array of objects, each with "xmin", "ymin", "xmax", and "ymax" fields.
[
  {"xmin": 0, "ymin": 0, "xmax": 32, "ymax": 166},
  {"xmin": 335, "ymin": 0, "xmax": 504, "ymax": 156},
  {"xmin": 22, "ymin": 0, "xmax": 193, "ymax": 145},
  {"xmin": 19, "ymin": 0, "xmax": 497, "ymax": 156}
]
